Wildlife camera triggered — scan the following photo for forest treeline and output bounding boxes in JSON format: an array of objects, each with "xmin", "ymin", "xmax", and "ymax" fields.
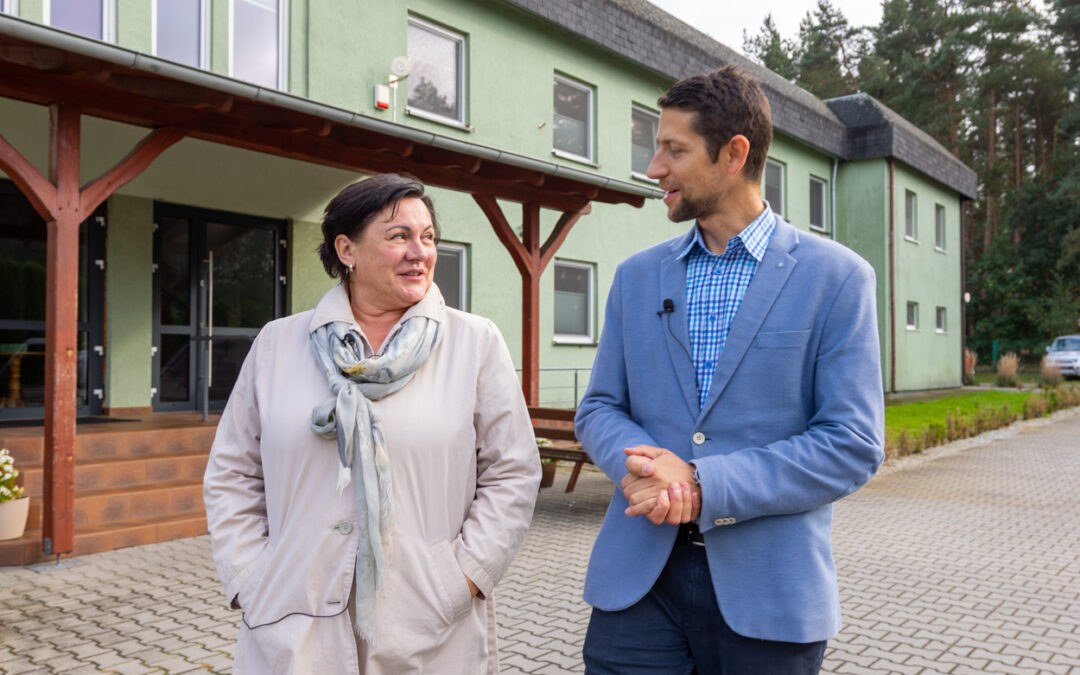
[{"xmin": 743, "ymin": 0, "xmax": 1080, "ymax": 361}]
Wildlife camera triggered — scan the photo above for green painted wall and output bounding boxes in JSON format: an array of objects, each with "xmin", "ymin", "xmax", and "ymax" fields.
[
  {"xmin": 891, "ymin": 161, "xmax": 963, "ymax": 391},
  {"xmin": 104, "ymin": 194, "xmax": 153, "ymax": 409},
  {"xmin": 765, "ymin": 133, "xmax": 835, "ymax": 235},
  {"xmin": 288, "ymin": 218, "xmax": 334, "ymax": 314}
]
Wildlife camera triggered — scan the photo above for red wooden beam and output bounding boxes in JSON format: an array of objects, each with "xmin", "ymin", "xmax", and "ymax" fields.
[
  {"xmin": 520, "ymin": 203, "xmax": 542, "ymax": 406},
  {"xmin": 0, "ymin": 131, "xmax": 57, "ymax": 221},
  {"xmin": 42, "ymin": 102, "xmax": 81, "ymax": 556},
  {"xmin": 539, "ymin": 204, "xmax": 591, "ymax": 272},
  {"xmin": 80, "ymin": 126, "xmax": 187, "ymax": 215},
  {"xmin": 473, "ymin": 194, "xmax": 530, "ymax": 275}
]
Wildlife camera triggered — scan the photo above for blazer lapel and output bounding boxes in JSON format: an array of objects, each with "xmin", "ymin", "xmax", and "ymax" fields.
[
  {"xmin": 699, "ymin": 219, "xmax": 799, "ymax": 420},
  {"xmin": 659, "ymin": 231, "xmax": 700, "ymax": 417}
]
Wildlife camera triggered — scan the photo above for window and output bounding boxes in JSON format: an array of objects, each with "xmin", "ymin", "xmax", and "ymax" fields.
[
  {"xmin": 630, "ymin": 105, "xmax": 658, "ymax": 178},
  {"xmin": 553, "ymin": 75, "xmax": 594, "ymax": 162},
  {"xmin": 434, "ymin": 242, "xmax": 467, "ymax": 311},
  {"xmin": 906, "ymin": 302, "xmax": 919, "ymax": 330},
  {"xmin": 764, "ymin": 159, "xmax": 784, "ymax": 217},
  {"xmin": 45, "ymin": 0, "xmax": 113, "ymax": 41},
  {"xmin": 936, "ymin": 306, "xmax": 947, "ymax": 333},
  {"xmin": 809, "ymin": 177, "xmax": 826, "ymax": 232},
  {"xmin": 904, "ymin": 190, "xmax": 917, "ymax": 240},
  {"xmin": 554, "ymin": 261, "xmax": 594, "ymax": 343},
  {"xmin": 0, "ymin": 1, "xmax": 19, "ymax": 16},
  {"xmin": 230, "ymin": 0, "xmax": 287, "ymax": 90},
  {"xmin": 154, "ymin": 0, "xmax": 208, "ymax": 68},
  {"xmin": 935, "ymin": 204, "xmax": 946, "ymax": 250},
  {"xmin": 406, "ymin": 17, "xmax": 466, "ymax": 125}
]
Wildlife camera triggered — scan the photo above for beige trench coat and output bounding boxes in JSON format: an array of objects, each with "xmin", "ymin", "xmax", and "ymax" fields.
[{"xmin": 203, "ymin": 284, "xmax": 540, "ymax": 674}]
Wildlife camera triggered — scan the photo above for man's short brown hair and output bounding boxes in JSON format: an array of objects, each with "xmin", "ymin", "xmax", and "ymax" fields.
[{"xmin": 657, "ymin": 65, "xmax": 773, "ymax": 183}]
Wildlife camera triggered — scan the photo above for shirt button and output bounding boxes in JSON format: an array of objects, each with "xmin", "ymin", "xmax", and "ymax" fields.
[
  {"xmin": 336, "ymin": 521, "xmax": 353, "ymax": 535},
  {"xmin": 692, "ymin": 432, "xmax": 706, "ymax": 445}
]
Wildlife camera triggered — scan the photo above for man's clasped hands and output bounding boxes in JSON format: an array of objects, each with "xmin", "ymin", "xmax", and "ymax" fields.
[{"xmin": 621, "ymin": 446, "xmax": 702, "ymax": 525}]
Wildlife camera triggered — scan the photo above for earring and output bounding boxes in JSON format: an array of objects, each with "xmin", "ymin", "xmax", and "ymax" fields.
[{"xmin": 347, "ymin": 263, "xmax": 355, "ymax": 272}]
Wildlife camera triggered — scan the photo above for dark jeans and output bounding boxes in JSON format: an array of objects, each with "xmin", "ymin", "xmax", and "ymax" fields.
[{"xmin": 583, "ymin": 539, "xmax": 827, "ymax": 674}]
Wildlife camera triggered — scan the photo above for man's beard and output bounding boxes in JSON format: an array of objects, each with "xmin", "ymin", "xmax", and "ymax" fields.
[{"xmin": 669, "ymin": 189, "xmax": 719, "ymax": 223}]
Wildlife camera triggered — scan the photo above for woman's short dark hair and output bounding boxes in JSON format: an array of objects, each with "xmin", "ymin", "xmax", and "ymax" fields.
[
  {"xmin": 657, "ymin": 65, "xmax": 773, "ymax": 183},
  {"xmin": 318, "ymin": 173, "xmax": 440, "ymax": 279}
]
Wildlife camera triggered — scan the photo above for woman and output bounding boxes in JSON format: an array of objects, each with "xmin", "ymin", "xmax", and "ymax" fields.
[{"xmin": 203, "ymin": 173, "xmax": 541, "ymax": 674}]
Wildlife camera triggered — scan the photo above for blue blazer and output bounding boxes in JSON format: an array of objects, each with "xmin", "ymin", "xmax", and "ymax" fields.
[{"xmin": 575, "ymin": 217, "xmax": 885, "ymax": 644}]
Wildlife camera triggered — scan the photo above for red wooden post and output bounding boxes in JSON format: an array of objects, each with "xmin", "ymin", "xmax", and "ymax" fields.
[
  {"xmin": 42, "ymin": 103, "xmax": 81, "ymax": 555},
  {"xmin": 521, "ymin": 203, "xmax": 542, "ymax": 406}
]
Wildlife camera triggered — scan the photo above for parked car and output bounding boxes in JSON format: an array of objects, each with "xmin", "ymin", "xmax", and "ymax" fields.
[{"xmin": 1045, "ymin": 335, "xmax": 1080, "ymax": 379}]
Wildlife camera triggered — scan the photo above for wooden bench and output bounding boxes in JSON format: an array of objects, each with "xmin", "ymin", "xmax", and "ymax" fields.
[{"xmin": 528, "ymin": 406, "xmax": 591, "ymax": 493}]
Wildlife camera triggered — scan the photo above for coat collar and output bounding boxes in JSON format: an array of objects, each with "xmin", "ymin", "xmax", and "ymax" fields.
[{"xmin": 308, "ymin": 281, "xmax": 446, "ymax": 336}]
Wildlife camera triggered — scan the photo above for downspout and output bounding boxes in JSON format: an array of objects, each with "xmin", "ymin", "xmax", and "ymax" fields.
[
  {"xmin": 888, "ymin": 158, "xmax": 896, "ymax": 393},
  {"xmin": 960, "ymin": 197, "xmax": 967, "ymax": 385},
  {"xmin": 830, "ymin": 157, "xmax": 838, "ymax": 240}
]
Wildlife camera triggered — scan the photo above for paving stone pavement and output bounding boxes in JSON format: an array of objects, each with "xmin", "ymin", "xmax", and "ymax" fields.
[{"xmin": 2, "ymin": 410, "xmax": 1079, "ymax": 674}]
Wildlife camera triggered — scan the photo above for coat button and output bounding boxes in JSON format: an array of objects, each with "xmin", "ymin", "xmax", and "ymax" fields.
[
  {"xmin": 336, "ymin": 521, "xmax": 353, "ymax": 535},
  {"xmin": 692, "ymin": 432, "xmax": 706, "ymax": 445}
]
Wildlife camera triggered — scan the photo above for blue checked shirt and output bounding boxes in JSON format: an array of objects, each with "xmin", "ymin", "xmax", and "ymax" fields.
[{"xmin": 679, "ymin": 205, "xmax": 776, "ymax": 407}]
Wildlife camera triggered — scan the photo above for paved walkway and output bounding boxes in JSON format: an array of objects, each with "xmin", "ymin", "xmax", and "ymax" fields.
[{"xmin": 2, "ymin": 410, "xmax": 1079, "ymax": 674}]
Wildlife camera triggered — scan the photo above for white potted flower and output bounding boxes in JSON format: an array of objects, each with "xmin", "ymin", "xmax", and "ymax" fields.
[{"xmin": 0, "ymin": 447, "xmax": 29, "ymax": 541}]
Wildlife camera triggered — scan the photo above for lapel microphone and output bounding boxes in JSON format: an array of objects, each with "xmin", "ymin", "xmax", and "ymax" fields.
[{"xmin": 657, "ymin": 298, "xmax": 675, "ymax": 317}]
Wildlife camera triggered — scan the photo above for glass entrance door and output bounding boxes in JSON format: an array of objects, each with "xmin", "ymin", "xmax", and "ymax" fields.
[{"xmin": 152, "ymin": 203, "xmax": 285, "ymax": 412}]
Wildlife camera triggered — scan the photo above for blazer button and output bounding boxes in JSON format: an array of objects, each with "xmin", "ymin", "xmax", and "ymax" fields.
[
  {"xmin": 692, "ymin": 432, "xmax": 706, "ymax": 445},
  {"xmin": 336, "ymin": 521, "xmax": 353, "ymax": 535}
]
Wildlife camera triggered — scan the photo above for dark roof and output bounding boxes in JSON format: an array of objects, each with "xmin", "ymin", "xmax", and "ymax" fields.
[{"xmin": 503, "ymin": 0, "xmax": 977, "ymax": 199}]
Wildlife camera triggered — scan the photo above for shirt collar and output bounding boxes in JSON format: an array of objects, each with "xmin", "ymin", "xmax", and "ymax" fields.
[{"xmin": 676, "ymin": 203, "xmax": 776, "ymax": 262}]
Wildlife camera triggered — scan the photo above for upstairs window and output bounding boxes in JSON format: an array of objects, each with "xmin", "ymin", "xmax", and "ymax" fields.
[
  {"xmin": 553, "ymin": 75, "xmax": 594, "ymax": 162},
  {"xmin": 630, "ymin": 105, "xmax": 658, "ymax": 178},
  {"xmin": 46, "ymin": 0, "xmax": 113, "ymax": 41},
  {"xmin": 905, "ymin": 190, "xmax": 917, "ymax": 240},
  {"xmin": 809, "ymin": 177, "xmax": 826, "ymax": 232},
  {"xmin": 764, "ymin": 159, "xmax": 785, "ymax": 217},
  {"xmin": 935, "ymin": 204, "xmax": 946, "ymax": 250},
  {"xmin": 231, "ymin": 0, "xmax": 287, "ymax": 90},
  {"xmin": 433, "ymin": 242, "xmax": 467, "ymax": 311},
  {"xmin": 154, "ymin": 0, "xmax": 208, "ymax": 68},
  {"xmin": 407, "ymin": 17, "xmax": 466, "ymax": 125},
  {"xmin": 906, "ymin": 301, "xmax": 919, "ymax": 330},
  {"xmin": 936, "ymin": 306, "xmax": 947, "ymax": 333},
  {"xmin": 554, "ymin": 260, "xmax": 594, "ymax": 343},
  {"xmin": 0, "ymin": 1, "xmax": 19, "ymax": 16}
]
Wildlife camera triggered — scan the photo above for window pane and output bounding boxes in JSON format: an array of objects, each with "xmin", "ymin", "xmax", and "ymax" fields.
[
  {"xmin": 809, "ymin": 178, "xmax": 825, "ymax": 229},
  {"xmin": 233, "ymin": 0, "xmax": 278, "ymax": 88},
  {"xmin": 434, "ymin": 245, "xmax": 464, "ymax": 310},
  {"xmin": 158, "ymin": 217, "xmax": 191, "ymax": 326},
  {"xmin": 631, "ymin": 108, "xmax": 658, "ymax": 175},
  {"xmin": 907, "ymin": 302, "xmax": 917, "ymax": 328},
  {"xmin": 554, "ymin": 79, "xmax": 590, "ymax": 158},
  {"xmin": 935, "ymin": 205, "xmax": 945, "ymax": 248},
  {"xmin": 905, "ymin": 192, "xmax": 916, "ymax": 238},
  {"xmin": 936, "ymin": 307, "xmax": 946, "ymax": 331},
  {"xmin": 157, "ymin": 0, "xmax": 201, "ymax": 67},
  {"xmin": 554, "ymin": 264, "xmax": 589, "ymax": 336},
  {"xmin": 207, "ymin": 222, "xmax": 276, "ymax": 328},
  {"xmin": 765, "ymin": 161, "xmax": 783, "ymax": 216},
  {"xmin": 51, "ymin": 0, "xmax": 103, "ymax": 39},
  {"xmin": 159, "ymin": 333, "xmax": 191, "ymax": 402},
  {"xmin": 407, "ymin": 21, "xmax": 462, "ymax": 121}
]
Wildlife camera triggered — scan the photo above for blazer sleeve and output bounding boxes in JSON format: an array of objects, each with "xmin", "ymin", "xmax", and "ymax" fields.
[
  {"xmin": 696, "ymin": 261, "xmax": 885, "ymax": 531},
  {"xmin": 454, "ymin": 319, "xmax": 541, "ymax": 598},
  {"xmin": 202, "ymin": 330, "xmax": 269, "ymax": 608},
  {"xmin": 575, "ymin": 264, "xmax": 662, "ymax": 482}
]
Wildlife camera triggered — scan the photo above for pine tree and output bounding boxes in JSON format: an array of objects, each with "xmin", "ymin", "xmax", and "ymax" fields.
[{"xmin": 743, "ymin": 15, "xmax": 797, "ymax": 81}]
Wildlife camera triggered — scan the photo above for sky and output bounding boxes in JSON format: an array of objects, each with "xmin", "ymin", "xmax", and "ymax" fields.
[{"xmin": 646, "ymin": 0, "xmax": 885, "ymax": 57}]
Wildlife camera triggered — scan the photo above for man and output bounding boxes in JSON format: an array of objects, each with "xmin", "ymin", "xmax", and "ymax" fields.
[{"xmin": 575, "ymin": 66, "xmax": 885, "ymax": 674}]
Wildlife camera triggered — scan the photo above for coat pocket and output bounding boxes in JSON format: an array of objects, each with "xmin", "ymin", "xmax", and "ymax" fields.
[
  {"xmin": 427, "ymin": 539, "xmax": 475, "ymax": 625},
  {"xmin": 753, "ymin": 329, "xmax": 811, "ymax": 350}
]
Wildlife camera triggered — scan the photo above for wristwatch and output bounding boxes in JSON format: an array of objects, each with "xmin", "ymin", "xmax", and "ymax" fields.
[{"xmin": 689, "ymin": 462, "xmax": 702, "ymax": 486}]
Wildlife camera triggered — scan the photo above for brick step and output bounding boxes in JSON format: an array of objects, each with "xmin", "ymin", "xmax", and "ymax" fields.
[
  {"xmin": 19, "ymin": 479, "xmax": 206, "ymax": 535},
  {"xmin": 19, "ymin": 452, "xmax": 211, "ymax": 498},
  {"xmin": 0, "ymin": 513, "xmax": 208, "ymax": 567},
  {"xmin": 1, "ymin": 424, "xmax": 217, "ymax": 469}
]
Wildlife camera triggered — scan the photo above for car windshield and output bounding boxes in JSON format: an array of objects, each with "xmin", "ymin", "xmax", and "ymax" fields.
[{"xmin": 1051, "ymin": 337, "xmax": 1080, "ymax": 351}]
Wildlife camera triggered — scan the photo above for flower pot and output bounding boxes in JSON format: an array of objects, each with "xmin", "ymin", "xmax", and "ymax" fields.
[
  {"xmin": 539, "ymin": 462, "xmax": 556, "ymax": 489},
  {"xmin": 0, "ymin": 497, "xmax": 30, "ymax": 541}
]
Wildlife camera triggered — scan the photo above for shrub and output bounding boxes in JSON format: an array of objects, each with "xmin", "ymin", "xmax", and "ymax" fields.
[
  {"xmin": 1040, "ymin": 356, "xmax": 1062, "ymax": 388},
  {"xmin": 996, "ymin": 352, "xmax": 1019, "ymax": 387},
  {"xmin": 1023, "ymin": 394, "xmax": 1050, "ymax": 419},
  {"xmin": 963, "ymin": 348, "xmax": 978, "ymax": 384}
]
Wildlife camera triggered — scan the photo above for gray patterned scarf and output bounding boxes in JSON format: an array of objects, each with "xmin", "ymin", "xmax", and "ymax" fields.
[{"xmin": 309, "ymin": 301, "xmax": 443, "ymax": 648}]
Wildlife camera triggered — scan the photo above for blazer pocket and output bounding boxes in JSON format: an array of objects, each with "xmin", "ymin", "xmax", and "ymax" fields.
[
  {"xmin": 753, "ymin": 330, "xmax": 811, "ymax": 350},
  {"xmin": 427, "ymin": 539, "xmax": 475, "ymax": 625}
]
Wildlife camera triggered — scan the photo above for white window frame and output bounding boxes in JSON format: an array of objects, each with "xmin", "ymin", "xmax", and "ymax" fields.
[
  {"xmin": 434, "ymin": 241, "xmax": 468, "ymax": 311},
  {"xmin": 44, "ymin": 0, "xmax": 115, "ymax": 42},
  {"xmin": 906, "ymin": 301, "xmax": 919, "ymax": 331},
  {"xmin": 0, "ymin": 1, "xmax": 20, "ymax": 16},
  {"xmin": 904, "ymin": 190, "xmax": 918, "ymax": 242},
  {"xmin": 228, "ymin": 0, "xmax": 289, "ymax": 91},
  {"xmin": 151, "ymin": 0, "xmax": 210, "ymax": 69},
  {"xmin": 809, "ymin": 176, "xmax": 827, "ymax": 232},
  {"xmin": 405, "ymin": 16, "xmax": 467, "ymax": 128},
  {"xmin": 764, "ymin": 158, "xmax": 785, "ymax": 217},
  {"xmin": 552, "ymin": 74, "xmax": 595, "ymax": 164},
  {"xmin": 553, "ymin": 259, "xmax": 595, "ymax": 345},
  {"xmin": 630, "ymin": 104, "xmax": 659, "ymax": 182},
  {"xmin": 936, "ymin": 306, "xmax": 947, "ymax": 334},
  {"xmin": 934, "ymin": 204, "xmax": 946, "ymax": 251}
]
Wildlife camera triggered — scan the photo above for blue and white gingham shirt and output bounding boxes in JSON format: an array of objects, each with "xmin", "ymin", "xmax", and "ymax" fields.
[{"xmin": 678, "ymin": 205, "xmax": 776, "ymax": 406}]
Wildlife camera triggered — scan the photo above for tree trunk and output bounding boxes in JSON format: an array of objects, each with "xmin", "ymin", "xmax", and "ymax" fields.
[{"xmin": 985, "ymin": 88, "xmax": 997, "ymax": 251}]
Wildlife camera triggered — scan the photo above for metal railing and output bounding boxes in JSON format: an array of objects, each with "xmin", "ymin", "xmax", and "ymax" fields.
[{"xmin": 515, "ymin": 366, "xmax": 592, "ymax": 408}]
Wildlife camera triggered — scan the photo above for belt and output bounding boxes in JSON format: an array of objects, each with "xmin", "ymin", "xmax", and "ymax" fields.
[{"xmin": 677, "ymin": 522, "xmax": 705, "ymax": 547}]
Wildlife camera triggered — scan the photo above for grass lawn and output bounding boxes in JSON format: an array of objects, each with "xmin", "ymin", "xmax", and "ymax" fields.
[
  {"xmin": 969, "ymin": 372, "xmax": 1042, "ymax": 386},
  {"xmin": 885, "ymin": 390, "xmax": 1032, "ymax": 441}
]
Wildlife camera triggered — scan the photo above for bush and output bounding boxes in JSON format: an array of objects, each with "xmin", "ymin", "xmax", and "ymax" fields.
[
  {"xmin": 1040, "ymin": 356, "xmax": 1062, "ymax": 388},
  {"xmin": 1023, "ymin": 394, "xmax": 1050, "ymax": 419},
  {"xmin": 997, "ymin": 352, "xmax": 1019, "ymax": 387},
  {"xmin": 964, "ymin": 347, "xmax": 978, "ymax": 385}
]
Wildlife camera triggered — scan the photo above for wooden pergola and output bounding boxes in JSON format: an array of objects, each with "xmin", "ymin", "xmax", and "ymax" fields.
[{"xmin": 0, "ymin": 17, "xmax": 655, "ymax": 557}]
